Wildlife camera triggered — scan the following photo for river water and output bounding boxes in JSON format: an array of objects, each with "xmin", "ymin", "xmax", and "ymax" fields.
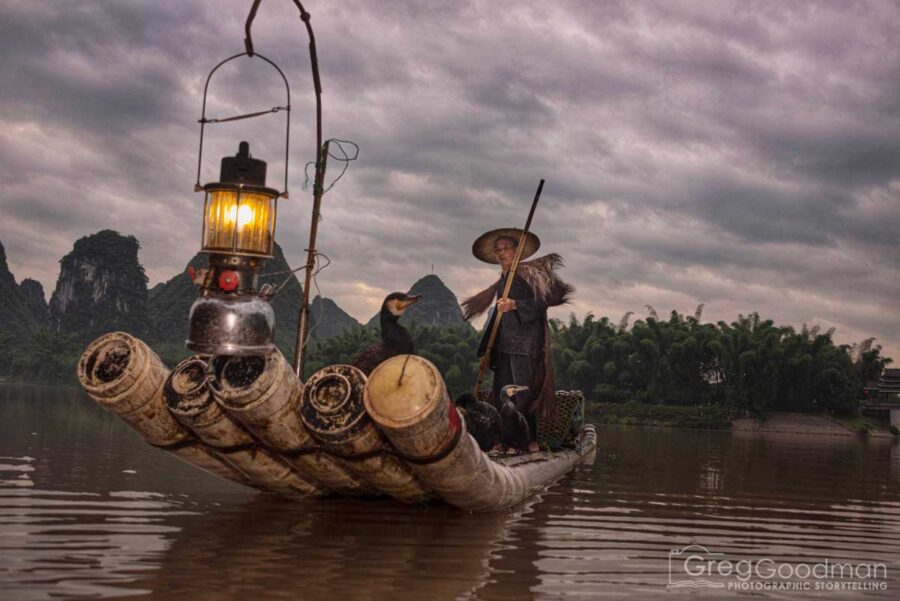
[{"xmin": 1, "ymin": 384, "xmax": 898, "ymax": 600}]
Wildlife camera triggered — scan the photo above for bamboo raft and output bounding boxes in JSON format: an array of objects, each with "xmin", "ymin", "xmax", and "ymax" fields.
[{"xmin": 77, "ymin": 332, "xmax": 597, "ymax": 512}]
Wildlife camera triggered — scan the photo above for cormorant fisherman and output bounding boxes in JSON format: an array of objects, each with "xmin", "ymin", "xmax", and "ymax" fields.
[
  {"xmin": 352, "ymin": 292, "xmax": 422, "ymax": 375},
  {"xmin": 461, "ymin": 228, "xmax": 573, "ymax": 453}
]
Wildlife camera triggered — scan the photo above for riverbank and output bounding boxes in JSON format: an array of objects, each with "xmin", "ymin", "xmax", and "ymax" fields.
[
  {"xmin": 587, "ymin": 402, "xmax": 732, "ymax": 430},
  {"xmin": 733, "ymin": 412, "xmax": 894, "ymax": 437},
  {"xmin": 587, "ymin": 402, "xmax": 898, "ymax": 437}
]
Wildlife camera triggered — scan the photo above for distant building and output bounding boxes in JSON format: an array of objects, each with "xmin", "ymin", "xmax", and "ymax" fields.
[
  {"xmin": 879, "ymin": 368, "xmax": 900, "ymax": 402},
  {"xmin": 861, "ymin": 368, "xmax": 900, "ymax": 427}
]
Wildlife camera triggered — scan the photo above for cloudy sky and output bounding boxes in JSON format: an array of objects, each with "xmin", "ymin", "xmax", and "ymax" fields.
[{"xmin": 1, "ymin": 0, "xmax": 898, "ymax": 359}]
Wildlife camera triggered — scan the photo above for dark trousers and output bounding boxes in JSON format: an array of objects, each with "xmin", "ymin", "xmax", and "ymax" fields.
[{"xmin": 491, "ymin": 352, "xmax": 538, "ymax": 441}]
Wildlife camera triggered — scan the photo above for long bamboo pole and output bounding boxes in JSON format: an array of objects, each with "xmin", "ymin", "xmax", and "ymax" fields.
[
  {"xmin": 243, "ymin": 1, "xmax": 327, "ymax": 378},
  {"xmin": 291, "ymin": 0, "xmax": 326, "ymax": 378},
  {"xmin": 294, "ymin": 140, "xmax": 330, "ymax": 377},
  {"xmin": 472, "ymin": 179, "xmax": 545, "ymax": 396}
]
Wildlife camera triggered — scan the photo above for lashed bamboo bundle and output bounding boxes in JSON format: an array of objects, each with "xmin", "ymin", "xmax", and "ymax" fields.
[
  {"xmin": 299, "ymin": 365, "xmax": 432, "ymax": 503},
  {"xmin": 208, "ymin": 351, "xmax": 374, "ymax": 496},
  {"xmin": 77, "ymin": 334, "xmax": 596, "ymax": 511},
  {"xmin": 76, "ymin": 332, "xmax": 244, "ymax": 485},
  {"xmin": 364, "ymin": 354, "xmax": 593, "ymax": 512},
  {"xmin": 164, "ymin": 356, "xmax": 325, "ymax": 497}
]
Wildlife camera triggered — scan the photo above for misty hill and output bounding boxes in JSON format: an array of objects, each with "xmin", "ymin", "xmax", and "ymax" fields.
[
  {"xmin": 0, "ymin": 241, "xmax": 39, "ymax": 343},
  {"xmin": 148, "ymin": 252, "xmax": 207, "ymax": 346},
  {"xmin": 20, "ymin": 279, "xmax": 49, "ymax": 327},
  {"xmin": 309, "ymin": 295, "xmax": 360, "ymax": 339},
  {"xmin": 366, "ymin": 274, "xmax": 464, "ymax": 328},
  {"xmin": 149, "ymin": 242, "xmax": 359, "ymax": 356},
  {"xmin": 48, "ymin": 230, "xmax": 150, "ymax": 344}
]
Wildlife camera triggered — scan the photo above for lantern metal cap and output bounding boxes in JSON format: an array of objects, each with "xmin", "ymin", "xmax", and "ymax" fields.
[{"xmin": 220, "ymin": 141, "xmax": 267, "ymax": 186}]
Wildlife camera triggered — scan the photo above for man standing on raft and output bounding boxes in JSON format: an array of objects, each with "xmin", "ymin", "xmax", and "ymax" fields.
[{"xmin": 461, "ymin": 228, "xmax": 574, "ymax": 452}]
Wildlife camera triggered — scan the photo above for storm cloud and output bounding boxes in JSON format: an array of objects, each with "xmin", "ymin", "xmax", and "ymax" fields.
[{"xmin": 1, "ymin": 0, "xmax": 898, "ymax": 358}]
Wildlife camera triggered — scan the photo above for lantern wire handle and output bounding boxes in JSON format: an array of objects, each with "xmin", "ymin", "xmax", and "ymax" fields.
[
  {"xmin": 244, "ymin": 0, "xmax": 331, "ymax": 377},
  {"xmin": 195, "ymin": 51, "xmax": 292, "ymax": 197}
]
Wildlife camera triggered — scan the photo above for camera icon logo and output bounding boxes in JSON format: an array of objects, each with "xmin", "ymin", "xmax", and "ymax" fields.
[{"xmin": 668, "ymin": 544, "xmax": 726, "ymax": 589}]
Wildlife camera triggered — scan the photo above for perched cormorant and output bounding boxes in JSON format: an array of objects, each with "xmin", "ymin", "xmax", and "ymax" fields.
[
  {"xmin": 456, "ymin": 392, "xmax": 502, "ymax": 452},
  {"xmin": 351, "ymin": 292, "xmax": 422, "ymax": 375},
  {"xmin": 499, "ymin": 384, "xmax": 532, "ymax": 453}
]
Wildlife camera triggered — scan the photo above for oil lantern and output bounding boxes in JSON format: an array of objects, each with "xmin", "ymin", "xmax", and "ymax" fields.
[
  {"xmin": 185, "ymin": 47, "xmax": 292, "ymax": 355},
  {"xmin": 186, "ymin": 140, "xmax": 281, "ymax": 355}
]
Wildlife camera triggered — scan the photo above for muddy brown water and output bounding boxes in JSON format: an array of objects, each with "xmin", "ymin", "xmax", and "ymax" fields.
[{"xmin": 1, "ymin": 384, "xmax": 898, "ymax": 600}]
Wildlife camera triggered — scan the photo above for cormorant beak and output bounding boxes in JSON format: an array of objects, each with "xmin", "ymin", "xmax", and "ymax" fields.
[
  {"xmin": 397, "ymin": 294, "xmax": 422, "ymax": 311},
  {"xmin": 502, "ymin": 384, "xmax": 529, "ymax": 398}
]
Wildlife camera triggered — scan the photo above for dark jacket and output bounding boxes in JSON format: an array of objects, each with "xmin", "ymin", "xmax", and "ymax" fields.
[{"xmin": 477, "ymin": 273, "xmax": 547, "ymax": 365}]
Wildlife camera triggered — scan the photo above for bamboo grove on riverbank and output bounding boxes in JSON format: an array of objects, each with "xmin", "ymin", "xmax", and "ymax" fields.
[
  {"xmin": 550, "ymin": 309, "xmax": 891, "ymax": 418},
  {"xmin": 215, "ymin": 308, "xmax": 895, "ymax": 419},
  {"xmin": 3, "ymin": 308, "xmax": 892, "ymax": 419}
]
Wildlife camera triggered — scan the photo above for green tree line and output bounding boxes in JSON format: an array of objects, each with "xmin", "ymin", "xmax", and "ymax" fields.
[
  {"xmin": 551, "ymin": 307, "xmax": 891, "ymax": 417},
  {"xmin": 1, "ymin": 308, "xmax": 892, "ymax": 419},
  {"xmin": 0, "ymin": 329, "xmax": 82, "ymax": 385},
  {"xmin": 244, "ymin": 306, "xmax": 896, "ymax": 417}
]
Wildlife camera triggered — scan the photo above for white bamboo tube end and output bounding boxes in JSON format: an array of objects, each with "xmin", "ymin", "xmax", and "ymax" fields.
[{"xmin": 364, "ymin": 355, "xmax": 443, "ymax": 427}]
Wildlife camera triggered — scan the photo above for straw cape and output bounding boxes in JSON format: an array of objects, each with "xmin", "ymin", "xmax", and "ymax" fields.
[{"xmin": 460, "ymin": 253, "xmax": 574, "ymax": 418}]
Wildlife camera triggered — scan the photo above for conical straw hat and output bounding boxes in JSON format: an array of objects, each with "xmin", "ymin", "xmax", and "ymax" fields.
[{"xmin": 471, "ymin": 228, "xmax": 540, "ymax": 264}]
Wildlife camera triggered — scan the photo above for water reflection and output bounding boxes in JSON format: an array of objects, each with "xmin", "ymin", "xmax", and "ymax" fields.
[
  {"xmin": 115, "ymin": 497, "xmax": 528, "ymax": 600},
  {"xmin": 0, "ymin": 460, "xmax": 198, "ymax": 600},
  {"xmin": 1, "ymin": 386, "xmax": 899, "ymax": 599}
]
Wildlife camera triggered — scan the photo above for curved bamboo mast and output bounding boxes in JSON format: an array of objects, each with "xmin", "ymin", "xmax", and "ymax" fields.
[
  {"xmin": 244, "ymin": 0, "xmax": 329, "ymax": 378},
  {"xmin": 473, "ymin": 179, "xmax": 545, "ymax": 396},
  {"xmin": 295, "ymin": 140, "xmax": 329, "ymax": 377}
]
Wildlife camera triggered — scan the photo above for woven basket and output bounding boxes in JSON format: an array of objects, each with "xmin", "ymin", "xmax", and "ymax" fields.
[{"xmin": 537, "ymin": 390, "xmax": 584, "ymax": 450}]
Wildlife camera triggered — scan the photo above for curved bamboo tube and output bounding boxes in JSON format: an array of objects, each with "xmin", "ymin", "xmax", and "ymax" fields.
[
  {"xmin": 76, "ymin": 332, "xmax": 244, "ymax": 484},
  {"xmin": 364, "ymin": 355, "xmax": 594, "ymax": 512},
  {"xmin": 164, "ymin": 356, "xmax": 326, "ymax": 497},
  {"xmin": 208, "ymin": 350, "xmax": 374, "ymax": 496},
  {"xmin": 300, "ymin": 365, "xmax": 432, "ymax": 503}
]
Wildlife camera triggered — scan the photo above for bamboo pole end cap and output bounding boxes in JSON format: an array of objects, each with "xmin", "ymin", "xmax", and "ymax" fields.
[
  {"xmin": 364, "ymin": 355, "xmax": 443, "ymax": 427},
  {"xmin": 77, "ymin": 331, "xmax": 142, "ymax": 393}
]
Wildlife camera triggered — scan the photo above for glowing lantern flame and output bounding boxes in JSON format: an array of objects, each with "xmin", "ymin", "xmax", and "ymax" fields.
[
  {"xmin": 203, "ymin": 189, "xmax": 274, "ymax": 255},
  {"xmin": 224, "ymin": 204, "xmax": 256, "ymax": 229}
]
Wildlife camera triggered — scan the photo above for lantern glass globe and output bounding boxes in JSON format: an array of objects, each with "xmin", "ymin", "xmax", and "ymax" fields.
[{"xmin": 203, "ymin": 188, "xmax": 275, "ymax": 256}]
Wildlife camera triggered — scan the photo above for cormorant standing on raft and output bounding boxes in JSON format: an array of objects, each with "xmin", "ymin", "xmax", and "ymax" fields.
[
  {"xmin": 455, "ymin": 392, "xmax": 501, "ymax": 452},
  {"xmin": 351, "ymin": 292, "xmax": 422, "ymax": 375},
  {"xmin": 498, "ymin": 384, "xmax": 531, "ymax": 453}
]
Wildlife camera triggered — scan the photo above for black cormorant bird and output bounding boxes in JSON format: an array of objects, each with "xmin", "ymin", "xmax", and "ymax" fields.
[
  {"xmin": 499, "ymin": 384, "xmax": 531, "ymax": 453},
  {"xmin": 351, "ymin": 292, "xmax": 422, "ymax": 375},
  {"xmin": 456, "ymin": 392, "xmax": 501, "ymax": 452}
]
